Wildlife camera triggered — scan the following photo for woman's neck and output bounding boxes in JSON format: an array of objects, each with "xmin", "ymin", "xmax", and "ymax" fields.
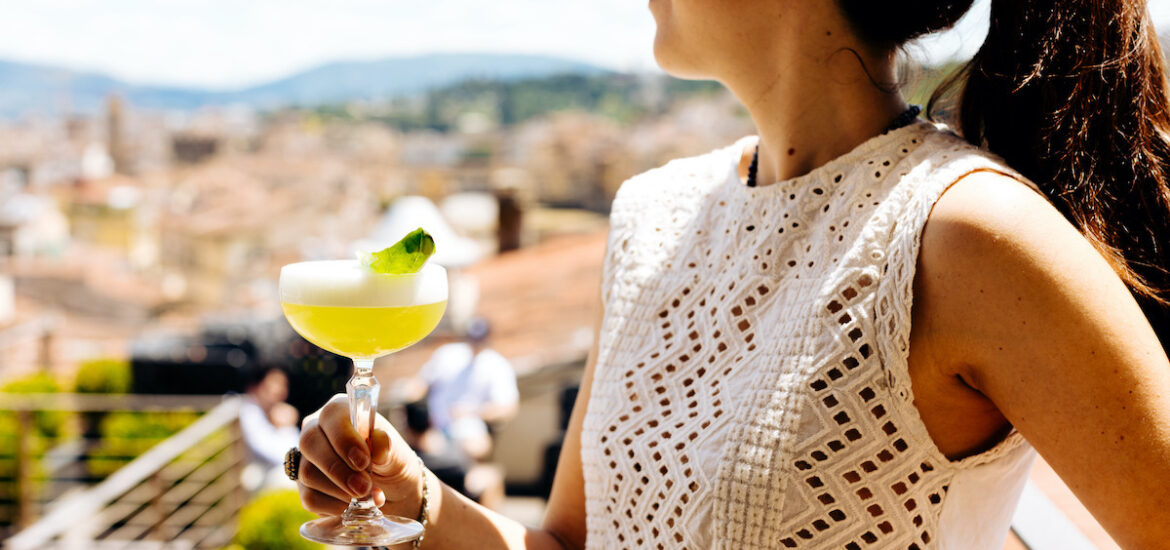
[{"xmin": 724, "ymin": 43, "xmax": 908, "ymax": 186}]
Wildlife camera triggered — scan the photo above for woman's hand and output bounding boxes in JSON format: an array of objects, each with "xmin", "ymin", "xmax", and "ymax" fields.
[
  {"xmin": 296, "ymin": 394, "xmax": 424, "ymax": 518},
  {"xmin": 292, "ymin": 288, "xmax": 602, "ymax": 549}
]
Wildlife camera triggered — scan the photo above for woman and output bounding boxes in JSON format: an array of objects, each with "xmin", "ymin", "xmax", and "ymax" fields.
[{"xmin": 290, "ymin": 0, "xmax": 1170, "ymax": 548}]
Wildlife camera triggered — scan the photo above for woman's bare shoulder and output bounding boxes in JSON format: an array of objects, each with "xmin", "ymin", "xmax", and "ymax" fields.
[
  {"xmin": 915, "ymin": 169, "xmax": 1170, "ymax": 547},
  {"xmin": 916, "ymin": 168, "xmax": 1139, "ymax": 373}
]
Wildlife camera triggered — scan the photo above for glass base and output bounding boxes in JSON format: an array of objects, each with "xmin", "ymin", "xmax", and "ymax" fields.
[{"xmin": 300, "ymin": 514, "xmax": 423, "ymax": 546}]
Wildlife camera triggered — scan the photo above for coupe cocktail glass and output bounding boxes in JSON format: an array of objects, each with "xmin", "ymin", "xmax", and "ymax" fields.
[{"xmin": 279, "ymin": 259, "xmax": 447, "ymax": 546}]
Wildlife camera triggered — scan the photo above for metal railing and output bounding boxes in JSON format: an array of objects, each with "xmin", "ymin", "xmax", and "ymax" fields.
[{"xmin": 2, "ymin": 395, "xmax": 246, "ymax": 550}]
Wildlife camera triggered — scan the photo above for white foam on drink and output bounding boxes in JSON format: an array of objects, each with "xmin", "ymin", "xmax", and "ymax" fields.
[{"xmin": 279, "ymin": 260, "xmax": 447, "ymax": 307}]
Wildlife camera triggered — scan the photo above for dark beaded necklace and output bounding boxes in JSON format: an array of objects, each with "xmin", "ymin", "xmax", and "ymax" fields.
[{"xmin": 746, "ymin": 105, "xmax": 922, "ymax": 188}]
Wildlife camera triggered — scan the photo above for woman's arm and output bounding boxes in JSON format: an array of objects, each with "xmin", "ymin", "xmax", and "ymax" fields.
[
  {"xmin": 919, "ymin": 171, "xmax": 1170, "ymax": 549},
  {"xmin": 296, "ymin": 293, "xmax": 604, "ymax": 549}
]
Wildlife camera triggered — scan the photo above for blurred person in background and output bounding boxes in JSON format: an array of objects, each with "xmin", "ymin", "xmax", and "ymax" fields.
[
  {"xmin": 402, "ymin": 398, "xmax": 507, "ymax": 510},
  {"xmin": 411, "ymin": 316, "xmax": 518, "ymax": 461},
  {"xmin": 239, "ymin": 365, "xmax": 299, "ymax": 490},
  {"xmin": 291, "ymin": 1, "xmax": 1170, "ymax": 548}
]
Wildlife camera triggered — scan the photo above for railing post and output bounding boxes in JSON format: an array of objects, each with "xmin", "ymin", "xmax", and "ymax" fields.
[
  {"xmin": 15, "ymin": 409, "xmax": 35, "ymax": 529},
  {"xmin": 148, "ymin": 469, "xmax": 165, "ymax": 540},
  {"xmin": 37, "ymin": 328, "xmax": 52, "ymax": 371},
  {"xmin": 229, "ymin": 418, "xmax": 247, "ymax": 529}
]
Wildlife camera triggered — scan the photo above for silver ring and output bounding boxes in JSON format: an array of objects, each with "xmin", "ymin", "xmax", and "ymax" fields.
[{"xmin": 284, "ymin": 447, "xmax": 302, "ymax": 481}]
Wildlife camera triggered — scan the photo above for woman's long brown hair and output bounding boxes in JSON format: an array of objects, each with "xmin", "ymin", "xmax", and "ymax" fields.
[{"xmin": 840, "ymin": 0, "xmax": 1170, "ymax": 351}]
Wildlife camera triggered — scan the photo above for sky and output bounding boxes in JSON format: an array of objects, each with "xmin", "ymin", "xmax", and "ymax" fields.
[{"xmin": 2, "ymin": 0, "xmax": 1170, "ymax": 90}]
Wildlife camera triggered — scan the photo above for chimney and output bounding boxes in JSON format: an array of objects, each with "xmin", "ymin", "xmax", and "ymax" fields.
[{"xmin": 496, "ymin": 188, "xmax": 522, "ymax": 253}]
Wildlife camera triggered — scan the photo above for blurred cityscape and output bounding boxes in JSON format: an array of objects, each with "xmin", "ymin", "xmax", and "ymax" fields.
[
  {"xmin": 0, "ymin": 56, "xmax": 761, "ymax": 547},
  {"xmin": 0, "ymin": 69, "xmax": 750, "ymax": 383}
]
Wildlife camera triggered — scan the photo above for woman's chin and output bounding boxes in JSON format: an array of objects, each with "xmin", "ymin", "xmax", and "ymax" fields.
[
  {"xmin": 652, "ymin": 44, "xmax": 708, "ymax": 80},
  {"xmin": 652, "ymin": 36, "xmax": 690, "ymax": 76}
]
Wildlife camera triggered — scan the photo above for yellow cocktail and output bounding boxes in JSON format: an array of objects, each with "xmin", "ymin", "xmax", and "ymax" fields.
[
  {"xmin": 280, "ymin": 260, "xmax": 448, "ymax": 358},
  {"xmin": 282, "ymin": 302, "xmax": 447, "ymax": 359},
  {"xmin": 279, "ymin": 259, "xmax": 447, "ymax": 546}
]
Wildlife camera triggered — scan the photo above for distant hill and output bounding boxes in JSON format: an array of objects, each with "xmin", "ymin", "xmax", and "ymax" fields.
[
  {"xmin": 0, "ymin": 53, "xmax": 609, "ymax": 117},
  {"xmin": 344, "ymin": 73, "xmax": 726, "ymax": 132}
]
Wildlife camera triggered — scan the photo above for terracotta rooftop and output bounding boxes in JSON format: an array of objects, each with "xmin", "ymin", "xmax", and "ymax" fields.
[{"xmin": 61, "ymin": 174, "xmax": 143, "ymax": 207}]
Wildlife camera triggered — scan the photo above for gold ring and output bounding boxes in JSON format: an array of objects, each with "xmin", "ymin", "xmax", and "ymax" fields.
[{"xmin": 283, "ymin": 447, "xmax": 302, "ymax": 481}]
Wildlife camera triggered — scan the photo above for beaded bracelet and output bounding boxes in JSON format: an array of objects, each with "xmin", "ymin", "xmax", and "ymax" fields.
[{"xmin": 413, "ymin": 456, "xmax": 430, "ymax": 549}]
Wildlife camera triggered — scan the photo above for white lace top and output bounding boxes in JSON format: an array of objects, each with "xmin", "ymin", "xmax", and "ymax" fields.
[{"xmin": 581, "ymin": 120, "xmax": 1037, "ymax": 550}]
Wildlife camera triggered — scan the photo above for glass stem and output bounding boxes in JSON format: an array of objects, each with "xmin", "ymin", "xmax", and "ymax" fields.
[{"xmin": 342, "ymin": 359, "xmax": 382, "ymax": 524}]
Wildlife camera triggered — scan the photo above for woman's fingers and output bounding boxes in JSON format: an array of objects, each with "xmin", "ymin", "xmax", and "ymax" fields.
[
  {"xmin": 299, "ymin": 396, "xmax": 417, "ymax": 512},
  {"xmin": 299, "ymin": 459, "xmax": 352, "ymax": 503},
  {"xmin": 299, "ymin": 484, "xmax": 348, "ymax": 516},
  {"xmin": 299, "ymin": 418, "xmax": 370, "ymax": 499},
  {"xmin": 319, "ymin": 395, "xmax": 371, "ymax": 471}
]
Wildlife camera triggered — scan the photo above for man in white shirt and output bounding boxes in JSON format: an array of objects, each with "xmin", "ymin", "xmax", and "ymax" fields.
[
  {"xmin": 417, "ymin": 317, "xmax": 518, "ymax": 460},
  {"xmin": 239, "ymin": 366, "xmax": 299, "ymax": 490}
]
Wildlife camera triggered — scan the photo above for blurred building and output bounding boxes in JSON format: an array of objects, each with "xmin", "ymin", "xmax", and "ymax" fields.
[
  {"xmin": 0, "ymin": 192, "xmax": 69, "ymax": 258},
  {"xmin": 60, "ymin": 174, "xmax": 158, "ymax": 270},
  {"xmin": 171, "ymin": 134, "xmax": 219, "ymax": 165}
]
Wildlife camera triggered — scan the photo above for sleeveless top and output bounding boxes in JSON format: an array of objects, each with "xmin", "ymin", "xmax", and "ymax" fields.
[{"xmin": 581, "ymin": 120, "xmax": 1038, "ymax": 550}]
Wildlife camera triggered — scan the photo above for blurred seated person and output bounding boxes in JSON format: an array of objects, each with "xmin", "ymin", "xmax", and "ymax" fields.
[
  {"xmin": 410, "ymin": 316, "xmax": 519, "ymax": 460},
  {"xmin": 239, "ymin": 365, "xmax": 299, "ymax": 490},
  {"xmin": 403, "ymin": 398, "xmax": 505, "ymax": 510}
]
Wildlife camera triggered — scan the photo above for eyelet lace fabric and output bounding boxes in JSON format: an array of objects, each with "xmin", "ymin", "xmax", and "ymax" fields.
[{"xmin": 582, "ymin": 121, "xmax": 1037, "ymax": 550}]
